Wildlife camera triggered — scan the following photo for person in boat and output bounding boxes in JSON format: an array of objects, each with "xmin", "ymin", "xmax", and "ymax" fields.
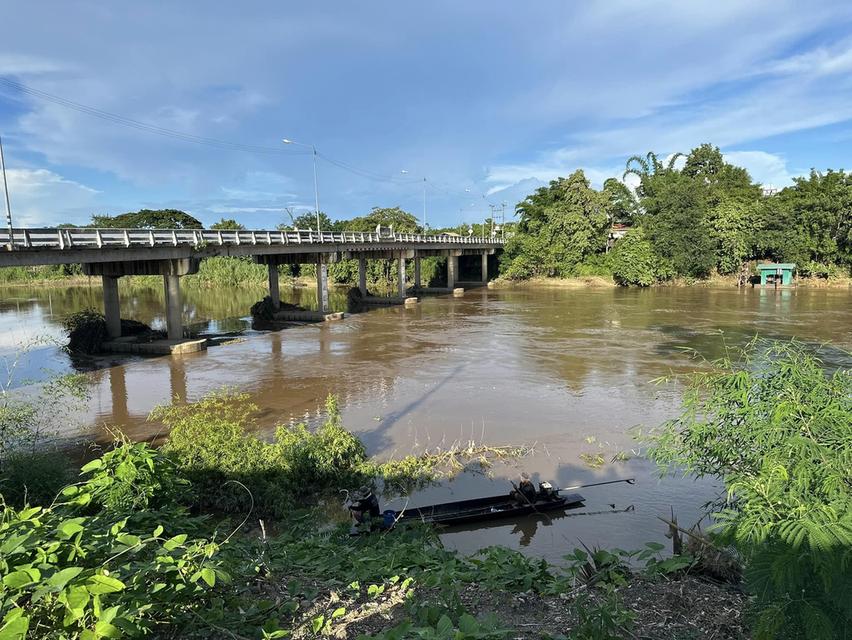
[
  {"xmin": 511, "ymin": 473, "xmax": 537, "ymax": 505},
  {"xmin": 349, "ymin": 485, "xmax": 380, "ymax": 525}
]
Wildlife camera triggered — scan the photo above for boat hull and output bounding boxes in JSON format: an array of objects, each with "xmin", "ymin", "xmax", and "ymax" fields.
[{"xmin": 392, "ymin": 492, "xmax": 585, "ymax": 527}]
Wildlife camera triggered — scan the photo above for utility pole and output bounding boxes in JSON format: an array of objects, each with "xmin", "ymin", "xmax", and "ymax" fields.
[
  {"xmin": 0, "ymin": 135, "xmax": 13, "ymax": 250},
  {"xmin": 501, "ymin": 202, "xmax": 507, "ymax": 240},
  {"xmin": 422, "ymin": 177, "xmax": 427, "ymax": 230}
]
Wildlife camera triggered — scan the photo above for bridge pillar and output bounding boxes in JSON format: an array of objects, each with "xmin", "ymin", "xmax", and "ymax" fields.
[
  {"xmin": 397, "ymin": 253, "xmax": 406, "ymax": 297},
  {"xmin": 414, "ymin": 256, "xmax": 421, "ymax": 289},
  {"xmin": 358, "ymin": 256, "xmax": 367, "ymax": 296},
  {"xmin": 267, "ymin": 264, "xmax": 280, "ymax": 309},
  {"xmin": 163, "ymin": 274, "xmax": 183, "ymax": 340},
  {"xmin": 481, "ymin": 252, "xmax": 489, "ymax": 283},
  {"xmin": 102, "ymin": 275, "xmax": 122, "ymax": 339},
  {"xmin": 447, "ymin": 255, "xmax": 457, "ymax": 289},
  {"xmin": 316, "ymin": 258, "xmax": 329, "ymax": 313}
]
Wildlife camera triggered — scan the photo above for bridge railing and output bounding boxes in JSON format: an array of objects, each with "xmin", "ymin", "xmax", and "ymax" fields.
[{"xmin": 0, "ymin": 228, "xmax": 503, "ymax": 251}]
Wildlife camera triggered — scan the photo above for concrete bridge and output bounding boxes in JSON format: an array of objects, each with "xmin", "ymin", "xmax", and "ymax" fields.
[{"xmin": 0, "ymin": 227, "xmax": 502, "ymax": 342}]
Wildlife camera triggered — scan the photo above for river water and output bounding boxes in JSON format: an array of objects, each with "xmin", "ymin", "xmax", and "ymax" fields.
[{"xmin": 2, "ymin": 281, "xmax": 850, "ymax": 561}]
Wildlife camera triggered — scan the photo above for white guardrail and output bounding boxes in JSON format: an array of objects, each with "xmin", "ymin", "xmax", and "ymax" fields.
[{"xmin": 0, "ymin": 228, "xmax": 503, "ymax": 250}]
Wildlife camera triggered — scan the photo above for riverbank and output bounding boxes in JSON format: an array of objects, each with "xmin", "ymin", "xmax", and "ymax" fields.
[{"xmin": 490, "ymin": 273, "xmax": 852, "ymax": 289}]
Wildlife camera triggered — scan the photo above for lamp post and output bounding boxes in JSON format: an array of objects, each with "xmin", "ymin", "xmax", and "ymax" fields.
[
  {"xmin": 0, "ymin": 135, "xmax": 13, "ymax": 250},
  {"xmin": 282, "ymin": 138, "xmax": 321, "ymax": 233}
]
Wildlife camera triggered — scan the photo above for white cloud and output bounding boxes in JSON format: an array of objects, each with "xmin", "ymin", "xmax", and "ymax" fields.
[
  {"xmin": 3, "ymin": 169, "xmax": 100, "ymax": 226},
  {"xmin": 723, "ymin": 151, "xmax": 798, "ymax": 188}
]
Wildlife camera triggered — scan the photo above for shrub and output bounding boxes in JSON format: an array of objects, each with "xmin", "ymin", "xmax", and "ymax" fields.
[
  {"xmin": 0, "ymin": 442, "xmax": 224, "ymax": 638},
  {"xmin": 610, "ymin": 228, "xmax": 670, "ymax": 286},
  {"xmin": 648, "ymin": 340, "xmax": 852, "ymax": 639},
  {"xmin": 158, "ymin": 391, "xmax": 370, "ymax": 517},
  {"xmin": 62, "ymin": 309, "xmax": 108, "ymax": 354}
]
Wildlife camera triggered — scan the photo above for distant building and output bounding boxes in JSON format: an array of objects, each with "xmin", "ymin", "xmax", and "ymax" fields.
[
  {"xmin": 761, "ymin": 185, "xmax": 780, "ymax": 197},
  {"xmin": 757, "ymin": 263, "xmax": 796, "ymax": 286}
]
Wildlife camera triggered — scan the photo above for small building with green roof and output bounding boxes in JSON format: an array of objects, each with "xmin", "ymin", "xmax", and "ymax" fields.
[{"xmin": 757, "ymin": 263, "xmax": 796, "ymax": 286}]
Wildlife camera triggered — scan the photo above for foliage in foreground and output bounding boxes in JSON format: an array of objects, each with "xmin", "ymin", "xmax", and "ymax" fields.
[
  {"xmin": 0, "ymin": 442, "xmax": 224, "ymax": 639},
  {"xmin": 649, "ymin": 340, "xmax": 852, "ymax": 639}
]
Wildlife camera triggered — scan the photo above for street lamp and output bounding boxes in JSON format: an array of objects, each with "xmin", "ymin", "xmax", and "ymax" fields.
[
  {"xmin": 282, "ymin": 138, "xmax": 321, "ymax": 233},
  {"xmin": 0, "ymin": 135, "xmax": 14, "ymax": 250}
]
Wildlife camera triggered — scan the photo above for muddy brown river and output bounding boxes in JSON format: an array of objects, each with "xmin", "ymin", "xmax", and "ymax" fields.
[{"xmin": 2, "ymin": 281, "xmax": 850, "ymax": 561}]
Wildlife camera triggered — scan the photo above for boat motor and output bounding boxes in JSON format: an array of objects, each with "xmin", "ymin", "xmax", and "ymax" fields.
[{"xmin": 538, "ymin": 481, "xmax": 557, "ymax": 499}]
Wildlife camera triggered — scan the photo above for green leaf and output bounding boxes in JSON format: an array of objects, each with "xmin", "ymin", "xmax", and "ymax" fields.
[
  {"xmin": 458, "ymin": 614, "xmax": 478, "ymax": 635},
  {"xmin": 94, "ymin": 621, "xmax": 122, "ymax": 638},
  {"xmin": 0, "ymin": 609, "xmax": 29, "ymax": 640},
  {"xmin": 200, "ymin": 568, "xmax": 216, "ymax": 587},
  {"xmin": 87, "ymin": 575, "xmax": 125, "ymax": 594},
  {"xmin": 163, "ymin": 534, "xmax": 188, "ymax": 551},
  {"xmin": 152, "ymin": 525, "xmax": 164, "ymax": 537},
  {"xmin": 3, "ymin": 571, "xmax": 36, "ymax": 589},
  {"xmin": 48, "ymin": 567, "xmax": 84, "ymax": 591},
  {"xmin": 80, "ymin": 458, "xmax": 103, "ymax": 473},
  {"xmin": 331, "ymin": 607, "xmax": 346, "ymax": 619},
  {"xmin": 435, "ymin": 615, "xmax": 453, "ymax": 637},
  {"xmin": 311, "ymin": 615, "xmax": 325, "ymax": 634}
]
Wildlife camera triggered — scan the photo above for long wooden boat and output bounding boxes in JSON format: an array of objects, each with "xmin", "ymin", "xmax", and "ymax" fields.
[{"xmin": 387, "ymin": 491, "xmax": 585, "ymax": 527}]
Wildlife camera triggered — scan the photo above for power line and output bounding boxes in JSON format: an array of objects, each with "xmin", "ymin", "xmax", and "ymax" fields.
[
  {"xmin": 0, "ymin": 77, "xmax": 308, "ymax": 155},
  {"xmin": 0, "ymin": 77, "xmax": 499, "ymax": 214}
]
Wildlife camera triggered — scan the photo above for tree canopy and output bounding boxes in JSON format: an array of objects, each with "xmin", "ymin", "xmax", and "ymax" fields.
[
  {"xmin": 503, "ymin": 142, "xmax": 852, "ymax": 283},
  {"xmin": 91, "ymin": 209, "xmax": 203, "ymax": 229}
]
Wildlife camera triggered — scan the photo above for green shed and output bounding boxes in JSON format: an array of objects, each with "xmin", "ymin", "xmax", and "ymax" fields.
[{"xmin": 758, "ymin": 263, "xmax": 796, "ymax": 286}]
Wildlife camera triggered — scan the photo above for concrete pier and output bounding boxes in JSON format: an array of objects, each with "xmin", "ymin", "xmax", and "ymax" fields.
[
  {"xmin": 447, "ymin": 255, "xmax": 458, "ymax": 289},
  {"xmin": 163, "ymin": 274, "xmax": 183, "ymax": 340},
  {"xmin": 481, "ymin": 252, "xmax": 489, "ymax": 283},
  {"xmin": 102, "ymin": 275, "xmax": 121, "ymax": 338},
  {"xmin": 358, "ymin": 256, "xmax": 368, "ymax": 296},
  {"xmin": 268, "ymin": 264, "xmax": 280, "ymax": 309},
  {"xmin": 316, "ymin": 259, "xmax": 329, "ymax": 313},
  {"xmin": 414, "ymin": 256, "xmax": 422, "ymax": 289},
  {"xmin": 397, "ymin": 253, "xmax": 407, "ymax": 297}
]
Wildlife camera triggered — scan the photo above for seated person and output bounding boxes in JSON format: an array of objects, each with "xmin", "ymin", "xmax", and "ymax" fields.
[
  {"xmin": 511, "ymin": 473, "xmax": 537, "ymax": 505},
  {"xmin": 349, "ymin": 485, "xmax": 380, "ymax": 524}
]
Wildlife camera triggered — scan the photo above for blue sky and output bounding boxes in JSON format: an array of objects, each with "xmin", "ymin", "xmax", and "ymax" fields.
[{"xmin": 2, "ymin": 1, "xmax": 852, "ymax": 229}]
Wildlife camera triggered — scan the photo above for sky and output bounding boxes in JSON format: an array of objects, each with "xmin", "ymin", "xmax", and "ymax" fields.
[{"xmin": 2, "ymin": 1, "xmax": 852, "ymax": 229}]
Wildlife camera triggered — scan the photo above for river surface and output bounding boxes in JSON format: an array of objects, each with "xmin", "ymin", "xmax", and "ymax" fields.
[{"xmin": 2, "ymin": 281, "xmax": 850, "ymax": 561}]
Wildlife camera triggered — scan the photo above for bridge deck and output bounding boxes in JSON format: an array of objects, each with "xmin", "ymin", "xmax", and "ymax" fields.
[{"xmin": 0, "ymin": 228, "xmax": 502, "ymax": 267}]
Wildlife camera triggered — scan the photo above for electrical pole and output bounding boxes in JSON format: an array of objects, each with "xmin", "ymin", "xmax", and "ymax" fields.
[
  {"xmin": 422, "ymin": 177, "xmax": 427, "ymax": 230},
  {"xmin": 0, "ymin": 135, "xmax": 13, "ymax": 250}
]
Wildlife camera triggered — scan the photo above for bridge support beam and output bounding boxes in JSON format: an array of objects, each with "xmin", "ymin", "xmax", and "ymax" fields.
[
  {"xmin": 163, "ymin": 274, "xmax": 183, "ymax": 341},
  {"xmin": 316, "ymin": 258, "xmax": 329, "ymax": 313},
  {"xmin": 397, "ymin": 253, "xmax": 407, "ymax": 297},
  {"xmin": 267, "ymin": 264, "xmax": 280, "ymax": 309},
  {"xmin": 414, "ymin": 256, "xmax": 421, "ymax": 289},
  {"xmin": 358, "ymin": 256, "xmax": 367, "ymax": 296},
  {"xmin": 447, "ymin": 255, "xmax": 457, "ymax": 289},
  {"xmin": 102, "ymin": 275, "xmax": 122, "ymax": 339},
  {"xmin": 481, "ymin": 252, "xmax": 489, "ymax": 283}
]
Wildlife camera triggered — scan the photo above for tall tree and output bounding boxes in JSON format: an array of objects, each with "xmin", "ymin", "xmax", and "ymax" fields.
[
  {"xmin": 503, "ymin": 170, "xmax": 610, "ymax": 279},
  {"xmin": 210, "ymin": 218, "xmax": 245, "ymax": 230},
  {"xmin": 91, "ymin": 209, "xmax": 202, "ymax": 229}
]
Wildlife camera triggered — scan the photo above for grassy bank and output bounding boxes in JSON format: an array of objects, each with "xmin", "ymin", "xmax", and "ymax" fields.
[
  {"xmin": 0, "ymin": 392, "xmax": 745, "ymax": 640},
  {"xmin": 491, "ymin": 273, "xmax": 852, "ymax": 289}
]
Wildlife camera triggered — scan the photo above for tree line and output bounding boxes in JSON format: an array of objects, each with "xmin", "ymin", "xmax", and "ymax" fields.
[{"xmin": 502, "ymin": 143, "xmax": 852, "ymax": 284}]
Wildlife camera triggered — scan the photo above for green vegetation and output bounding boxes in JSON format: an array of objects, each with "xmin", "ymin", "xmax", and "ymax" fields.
[
  {"xmin": 502, "ymin": 171, "xmax": 609, "ymax": 280},
  {"xmin": 502, "ymin": 143, "xmax": 852, "ymax": 284},
  {"xmin": 156, "ymin": 390, "xmax": 524, "ymax": 518},
  {"xmin": 648, "ymin": 340, "xmax": 852, "ymax": 638},
  {"xmin": 90, "ymin": 209, "xmax": 202, "ymax": 229},
  {"xmin": 6, "ymin": 339, "xmax": 849, "ymax": 638}
]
